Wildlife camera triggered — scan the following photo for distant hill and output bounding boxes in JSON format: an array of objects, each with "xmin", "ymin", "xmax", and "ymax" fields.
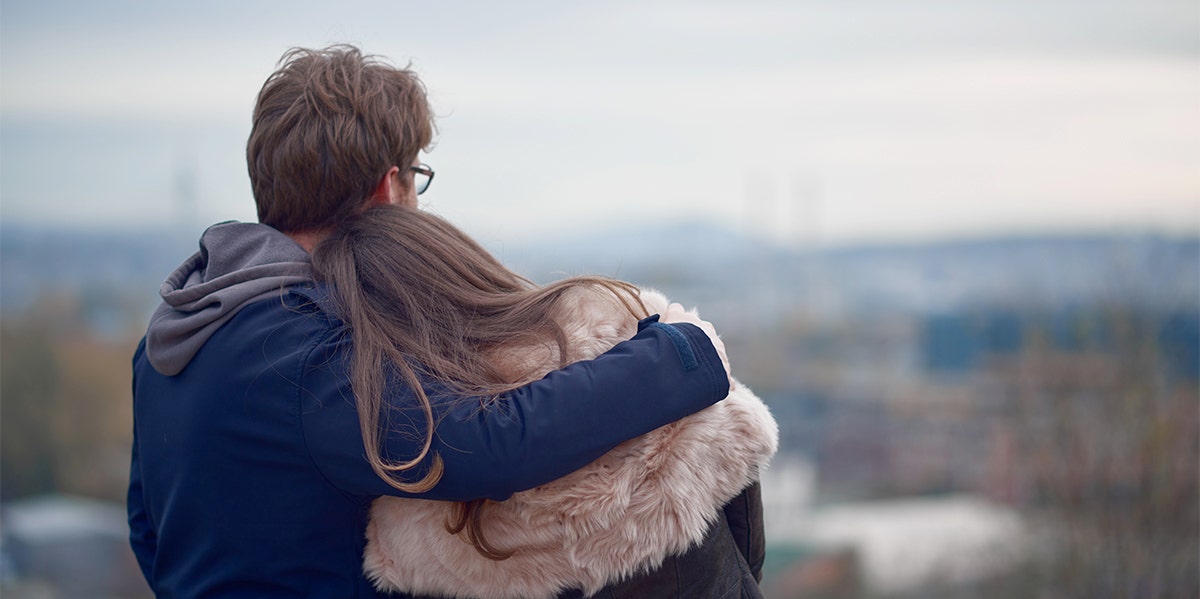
[
  {"xmin": 2, "ymin": 226, "xmax": 189, "ymax": 304},
  {"xmin": 504, "ymin": 223, "xmax": 1199, "ymax": 316},
  {"xmin": 2, "ymin": 223, "xmax": 1196, "ymax": 333}
]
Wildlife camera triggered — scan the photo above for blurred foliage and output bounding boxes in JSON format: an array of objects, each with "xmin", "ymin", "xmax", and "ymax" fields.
[
  {"xmin": 1, "ymin": 325, "xmax": 61, "ymax": 498},
  {"xmin": 881, "ymin": 308, "xmax": 1200, "ymax": 599},
  {"xmin": 1002, "ymin": 309, "xmax": 1199, "ymax": 598},
  {"xmin": 1, "ymin": 293, "xmax": 140, "ymax": 502},
  {"xmin": 750, "ymin": 303, "xmax": 1197, "ymax": 599}
]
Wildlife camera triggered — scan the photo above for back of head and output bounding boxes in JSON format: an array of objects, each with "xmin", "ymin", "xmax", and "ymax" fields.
[
  {"xmin": 247, "ymin": 45, "xmax": 433, "ymax": 233},
  {"xmin": 312, "ymin": 203, "xmax": 649, "ymax": 392},
  {"xmin": 310, "ymin": 204, "xmax": 647, "ymax": 533}
]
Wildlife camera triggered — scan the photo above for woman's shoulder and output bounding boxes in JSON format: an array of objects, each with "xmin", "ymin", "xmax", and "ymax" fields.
[{"xmin": 553, "ymin": 285, "xmax": 671, "ymax": 362}]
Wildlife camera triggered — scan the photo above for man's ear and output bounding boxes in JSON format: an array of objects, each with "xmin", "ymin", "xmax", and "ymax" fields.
[{"xmin": 368, "ymin": 166, "xmax": 403, "ymax": 206}]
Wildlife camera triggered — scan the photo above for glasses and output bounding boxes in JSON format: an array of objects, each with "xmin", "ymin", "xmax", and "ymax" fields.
[{"xmin": 410, "ymin": 163, "xmax": 435, "ymax": 195}]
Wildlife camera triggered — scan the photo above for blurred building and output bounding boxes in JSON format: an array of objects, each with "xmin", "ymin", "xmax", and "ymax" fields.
[
  {"xmin": 761, "ymin": 457, "xmax": 1028, "ymax": 597},
  {"xmin": 1, "ymin": 495, "xmax": 150, "ymax": 599}
]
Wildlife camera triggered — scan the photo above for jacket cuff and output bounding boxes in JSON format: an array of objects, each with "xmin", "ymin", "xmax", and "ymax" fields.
[{"xmin": 638, "ymin": 314, "xmax": 729, "ymax": 401}]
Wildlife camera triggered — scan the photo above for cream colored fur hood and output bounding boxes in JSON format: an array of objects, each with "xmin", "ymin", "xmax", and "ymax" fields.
[{"xmin": 363, "ymin": 289, "xmax": 779, "ymax": 599}]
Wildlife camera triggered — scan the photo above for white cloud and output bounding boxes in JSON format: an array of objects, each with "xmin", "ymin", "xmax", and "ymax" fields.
[{"xmin": 1, "ymin": 0, "xmax": 1196, "ymax": 242}]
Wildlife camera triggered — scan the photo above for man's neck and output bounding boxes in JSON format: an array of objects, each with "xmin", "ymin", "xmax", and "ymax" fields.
[{"xmin": 285, "ymin": 229, "xmax": 329, "ymax": 253}]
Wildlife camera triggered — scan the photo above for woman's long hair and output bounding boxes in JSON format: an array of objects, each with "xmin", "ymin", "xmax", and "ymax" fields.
[{"xmin": 310, "ymin": 204, "xmax": 644, "ymax": 559}]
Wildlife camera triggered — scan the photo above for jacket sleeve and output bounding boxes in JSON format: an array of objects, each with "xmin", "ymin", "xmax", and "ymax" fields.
[
  {"xmin": 127, "ymin": 342, "xmax": 158, "ymax": 588},
  {"xmin": 300, "ymin": 315, "xmax": 729, "ymax": 502}
]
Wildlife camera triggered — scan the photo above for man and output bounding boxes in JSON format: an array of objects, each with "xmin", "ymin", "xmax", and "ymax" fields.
[{"xmin": 127, "ymin": 45, "xmax": 732, "ymax": 597}]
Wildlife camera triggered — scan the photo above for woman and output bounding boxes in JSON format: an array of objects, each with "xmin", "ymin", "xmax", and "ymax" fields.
[{"xmin": 310, "ymin": 205, "xmax": 778, "ymax": 598}]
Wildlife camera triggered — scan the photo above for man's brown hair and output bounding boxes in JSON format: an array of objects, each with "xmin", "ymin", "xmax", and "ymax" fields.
[{"xmin": 247, "ymin": 45, "xmax": 434, "ymax": 233}]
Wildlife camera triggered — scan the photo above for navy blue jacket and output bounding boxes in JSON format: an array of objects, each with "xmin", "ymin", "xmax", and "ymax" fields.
[{"xmin": 128, "ymin": 285, "xmax": 729, "ymax": 597}]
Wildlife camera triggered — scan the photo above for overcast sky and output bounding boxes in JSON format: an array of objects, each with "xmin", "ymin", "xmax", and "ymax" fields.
[{"xmin": 2, "ymin": 0, "xmax": 1197, "ymax": 246}]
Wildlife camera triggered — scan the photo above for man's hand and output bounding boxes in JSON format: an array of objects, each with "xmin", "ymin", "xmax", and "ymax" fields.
[{"xmin": 660, "ymin": 302, "xmax": 734, "ymax": 389}]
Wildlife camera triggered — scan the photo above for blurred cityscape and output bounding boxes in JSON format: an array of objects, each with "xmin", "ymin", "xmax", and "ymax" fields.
[{"xmin": 1, "ymin": 222, "xmax": 1197, "ymax": 598}]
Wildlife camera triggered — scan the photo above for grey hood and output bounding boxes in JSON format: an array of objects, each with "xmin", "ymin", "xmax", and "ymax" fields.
[{"xmin": 145, "ymin": 221, "xmax": 314, "ymax": 376}]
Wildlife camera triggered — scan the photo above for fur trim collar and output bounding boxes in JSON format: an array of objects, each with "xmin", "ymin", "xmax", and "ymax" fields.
[{"xmin": 363, "ymin": 289, "xmax": 778, "ymax": 598}]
